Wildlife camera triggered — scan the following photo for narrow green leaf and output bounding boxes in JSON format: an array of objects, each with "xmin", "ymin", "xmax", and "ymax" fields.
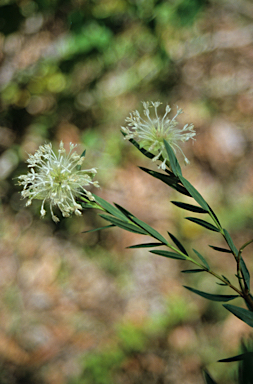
[
  {"xmin": 80, "ymin": 201, "xmax": 96, "ymax": 209},
  {"xmin": 219, "ymin": 352, "xmax": 253, "ymax": 363},
  {"xmin": 203, "ymin": 370, "xmax": 218, "ymax": 384},
  {"xmin": 240, "ymin": 257, "xmax": 250, "ymax": 291},
  {"xmin": 217, "ymin": 275, "xmax": 231, "ymax": 285},
  {"xmin": 238, "ymin": 347, "xmax": 253, "ymax": 384},
  {"xmin": 76, "ymin": 149, "xmax": 86, "ymax": 170},
  {"xmin": 223, "ymin": 304, "xmax": 253, "ymax": 327},
  {"xmin": 163, "ymin": 139, "xmax": 182, "ymax": 176},
  {"xmin": 193, "ymin": 249, "xmax": 210, "ymax": 270},
  {"xmin": 168, "ymin": 232, "xmax": 188, "ymax": 255},
  {"xmin": 150, "ymin": 250, "xmax": 187, "ymax": 260},
  {"xmin": 113, "ymin": 202, "xmax": 168, "ymax": 244},
  {"xmin": 82, "ymin": 224, "xmax": 115, "ymax": 233},
  {"xmin": 80, "ymin": 149, "xmax": 86, "ymax": 158},
  {"xmin": 186, "ymin": 217, "xmax": 220, "ymax": 232},
  {"xmin": 93, "ymin": 195, "xmax": 127, "ymax": 221},
  {"xmin": 129, "ymin": 216, "xmax": 168, "ymax": 244},
  {"xmin": 184, "ymin": 286, "xmax": 239, "ymax": 302},
  {"xmin": 223, "ymin": 229, "xmax": 238, "ymax": 256},
  {"xmin": 99, "ymin": 214, "xmax": 147, "ymax": 235},
  {"xmin": 222, "ymin": 275, "xmax": 231, "ymax": 284},
  {"xmin": 209, "ymin": 245, "xmax": 232, "ymax": 253},
  {"xmin": 127, "ymin": 242, "xmax": 163, "ymax": 249},
  {"xmin": 121, "ymin": 132, "xmax": 155, "ymax": 159},
  {"xmin": 181, "ymin": 269, "xmax": 206, "ymax": 273},
  {"xmin": 178, "ymin": 175, "xmax": 209, "ymax": 211},
  {"xmin": 208, "ymin": 204, "xmax": 221, "ymax": 226},
  {"xmin": 129, "ymin": 138, "xmax": 155, "ymax": 159},
  {"xmin": 139, "ymin": 167, "xmax": 190, "ymax": 196},
  {"xmin": 171, "ymin": 201, "xmax": 208, "ymax": 213}
]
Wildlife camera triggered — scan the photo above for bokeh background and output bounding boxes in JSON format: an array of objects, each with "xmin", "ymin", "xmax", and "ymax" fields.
[{"xmin": 1, "ymin": 0, "xmax": 253, "ymax": 383}]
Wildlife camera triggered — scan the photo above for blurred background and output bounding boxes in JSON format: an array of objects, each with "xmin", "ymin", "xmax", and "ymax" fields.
[{"xmin": 0, "ymin": 0, "xmax": 253, "ymax": 383}]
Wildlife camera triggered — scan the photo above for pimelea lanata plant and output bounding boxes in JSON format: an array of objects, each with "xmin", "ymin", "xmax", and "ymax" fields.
[{"xmin": 19, "ymin": 102, "xmax": 253, "ymax": 383}]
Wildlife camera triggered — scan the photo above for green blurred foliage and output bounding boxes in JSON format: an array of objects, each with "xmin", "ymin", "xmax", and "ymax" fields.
[{"xmin": 0, "ymin": 0, "xmax": 208, "ymax": 146}]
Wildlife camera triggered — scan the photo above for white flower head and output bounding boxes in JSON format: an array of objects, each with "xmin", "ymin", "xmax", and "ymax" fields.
[
  {"xmin": 18, "ymin": 142, "xmax": 99, "ymax": 222},
  {"xmin": 121, "ymin": 101, "xmax": 195, "ymax": 169}
]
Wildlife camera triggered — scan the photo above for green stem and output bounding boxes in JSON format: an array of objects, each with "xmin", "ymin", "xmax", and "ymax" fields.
[
  {"xmin": 220, "ymin": 233, "xmax": 253, "ymax": 310},
  {"xmin": 244, "ymin": 293, "xmax": 253, "ymax": 311},
  {"xmin": 162, "ymin": 165, "xmax": 252, "ymax": 307},
  {"xmin": 222, "ymin": 232, "xmax": 246, "ymax": 293},
  {"xmin": 165, "ymin": 242, "xmax": 243, "ymax": 296},
  {"xmin": 166, "ymin": 242, "xmax": 186, "ymax": 256},
  {"xmin": 237, "ymin": 240, "xmax": 253, "ymax": 310},
  {"xmin": 207, "ymin": 270, "xmax": 243, "ymax": 297},
  {"xmin": 239, "ymin": 239, "xmax": 253, "ymax": 253}
]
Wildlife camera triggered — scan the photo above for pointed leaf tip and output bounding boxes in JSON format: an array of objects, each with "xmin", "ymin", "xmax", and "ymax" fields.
[
  {"xmin": 184, "ymin": 286, "xmax": 239, "ymax": 302},
  {"xmin": 168, "ymin": 232, "xmax": 188, "ymax": 255},
  {"xmin": 171, "ymin": 201, "xmax": 208, "ymax": 213},
  {"xmin": 193, "ymin": 249, "xmax": 210, "ymax": 270},
  {"xmin": 203, "ymin": 369, "xmax": 218, "ymax": 384},
  {"xmin": 186, "ymin": 217, "xmax": 220, "ymax": 232},
  {"xmin": 223, "ymin": 304, "xmax": 253, "ymax": 327},
  {"xmin": 209, "ymin": 245, "xmax": 232, "ymax": 254},
  {"xmin": 218, "ymin": 352, "xmax": 253, "ymax": 363},
  {"xmin": 127, "ymin": 242, "xmax": 163, "ymax": 249},
  {"xmin": 80, "ymin": 149, "xmax": 86, "ymax": 158}
]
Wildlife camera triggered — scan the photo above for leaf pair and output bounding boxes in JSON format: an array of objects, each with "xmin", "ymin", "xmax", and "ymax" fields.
[
  {"xmin": 95, "ymin": 196, "xmax": 148, "ymax": 235},
  {"xmin": 86, "ymin": 194, "xmax": 170, "ymax": 245}
]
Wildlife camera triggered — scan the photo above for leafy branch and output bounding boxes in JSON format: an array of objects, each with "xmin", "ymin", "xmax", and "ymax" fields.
[{"xmin": 81, "ymin": 138, "xmax": 253, "ymax": 382}]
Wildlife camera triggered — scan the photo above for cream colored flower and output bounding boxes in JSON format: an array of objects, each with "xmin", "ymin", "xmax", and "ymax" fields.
[
  {"xmin": 122, "ymin": 101, "xmax": 195, "ymax": 169},
  {"xmin": 18, "ymin": 142, "xmax": 99, "ymax": 222}
]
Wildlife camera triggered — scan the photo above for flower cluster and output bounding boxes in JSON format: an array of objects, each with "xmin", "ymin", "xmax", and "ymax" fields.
[
  {"xmin": 121, "ymin": 101, "xmax": 195, "ymax": 169},
  {"xmin": 18, "ymin": 142, "xmax": 99, "ymax": 222}
]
